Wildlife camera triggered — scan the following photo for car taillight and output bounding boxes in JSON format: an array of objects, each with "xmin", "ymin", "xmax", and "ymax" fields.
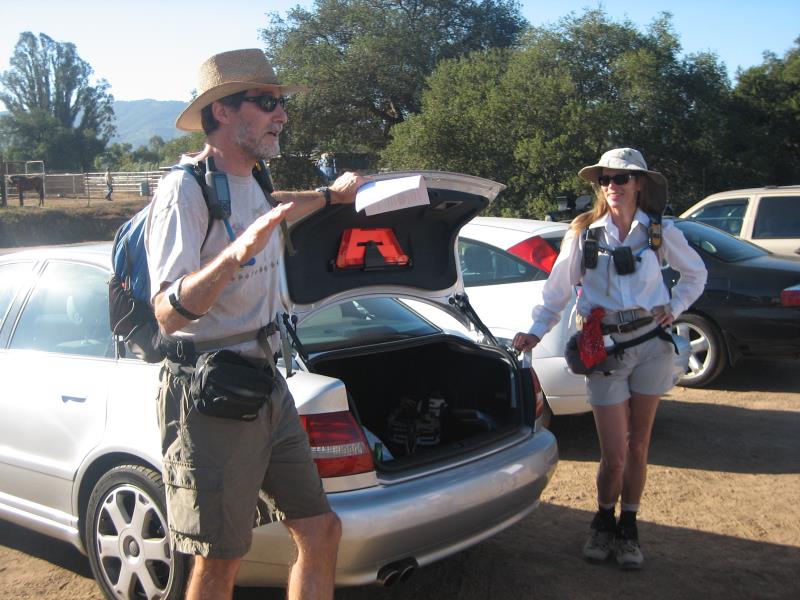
[
  {"xmin": 508, "ymin": 236, "xmax": 559, "ymax": 273},
  {"xmin": 780, "ymin": 284, "xmax": 800, "ymax": 307},
  {"xmin": 530, "ymin": 367, "xmax": 544, "ymax": 420},
  {"xmin": 299, "ymin": 411, "xmax": 374, "ymax": 478}
]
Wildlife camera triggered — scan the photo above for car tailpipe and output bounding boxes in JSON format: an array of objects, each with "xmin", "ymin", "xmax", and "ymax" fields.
[{"xmin": 376, "ymin": 557, "xmax": 418, "ymax": 587}]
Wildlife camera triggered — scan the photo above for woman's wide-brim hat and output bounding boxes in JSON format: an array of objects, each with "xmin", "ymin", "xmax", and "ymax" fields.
[
  {"xmin": 175, "ymin": 48, "xmax": 308, "ymax": 132},
  {"xmin": 578, "ymin": 147, "xmax": 667, "ymax": 212}
]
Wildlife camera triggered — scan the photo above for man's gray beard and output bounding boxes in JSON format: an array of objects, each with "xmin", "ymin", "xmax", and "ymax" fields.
[{"xmin": 234, "ymin": 122, "xmax": 280, "ymax": 160}]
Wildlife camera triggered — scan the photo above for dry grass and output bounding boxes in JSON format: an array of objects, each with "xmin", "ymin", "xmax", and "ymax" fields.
[{"xmin": 0, "ymin": 193, "xmax": 149, "ymax": 247}]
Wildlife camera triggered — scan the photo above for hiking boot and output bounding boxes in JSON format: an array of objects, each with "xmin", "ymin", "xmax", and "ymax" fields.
[
  {"xmin": 615, "ymin": 523, "xmax": 644, "ymax": 570},
  {"xmin": 582, "ymin": 510, "xmax": 616, "ymax": 563}
]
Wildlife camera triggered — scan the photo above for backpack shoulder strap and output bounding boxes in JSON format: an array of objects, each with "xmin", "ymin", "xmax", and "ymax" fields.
[
  {"xmin": 580, "ymin": 226, "xmax": 600, "ymax": 277},
  {"xmin": 170, "ymin": 163, "xmax": 214, "ymax": 247},
  {"xmin": 646, "ymin": 211, "xmax": 665, "ymax": 263},
  {"xmin": 252, "ymin": 160, "xmax": 297, "ymax": 255}
]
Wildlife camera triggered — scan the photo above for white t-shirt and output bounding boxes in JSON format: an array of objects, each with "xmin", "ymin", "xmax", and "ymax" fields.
[
  {"xmin": 528, "ymin": 209, "xmax": 707, "ymax": 340},
  {"xmin": 144, "ymin": 161, "xmax": 282, "ymax": 357}
]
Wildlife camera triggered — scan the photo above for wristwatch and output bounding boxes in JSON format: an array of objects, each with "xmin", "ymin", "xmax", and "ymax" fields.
[
  {"xmin": 167, "ymin": 276, "xmax": 205, "ymax": 321},
  {"xmin": 316, "ymin": 186, "xmax": 332, "ymax": 207}
]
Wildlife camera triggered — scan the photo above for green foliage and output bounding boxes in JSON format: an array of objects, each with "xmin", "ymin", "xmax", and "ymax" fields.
[
  {"xmin": 0, "ymin": 32, "xmax": 115, "ymax": 171},
  {"xmin": 260, "ymin": 0, "xmax": 526, "ymax": 156},
  {"xmin": 731, "ymin": 39, "xmax": 800, "ymax": 186},
  {"xmin": 383, "ymin": 9, "xmax": 737, "ymax": 216}
]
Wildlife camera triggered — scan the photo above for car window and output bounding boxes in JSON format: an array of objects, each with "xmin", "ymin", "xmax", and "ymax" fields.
[
  {"xmin": 673, "ymin": 220, "xmax": 767, "ymax": 262},
  {"xmin": 0, "ymin": 261, "xmax": 35, "ymax": 327},
  {"xmin": 458, "ymin": 238, "xmax": 543, "ymax": 286},
  {"xmin": 297, "ymin": 297, "xmax": 440, "ymax": 353},
  {"xmin": 9, "ymin": 261, "xmax": 113, "ymax": 358},
  {"xmin": 688, "ymin": 199, "xmax": 748, "ymax": 235},
  {"xmin": 752, "ymin": 196, "xmax": 800, "ymax": 239}
]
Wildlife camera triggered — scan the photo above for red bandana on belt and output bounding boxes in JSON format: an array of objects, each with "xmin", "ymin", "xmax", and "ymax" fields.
[{"xmin": 579, "ymin": 307, "xmax": 607, "ymax": 368}]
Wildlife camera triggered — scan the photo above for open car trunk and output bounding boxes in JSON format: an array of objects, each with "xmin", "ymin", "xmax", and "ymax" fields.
[{"xmin": 308, "ymin": 335, "xmax": 529, "ymax": 472}]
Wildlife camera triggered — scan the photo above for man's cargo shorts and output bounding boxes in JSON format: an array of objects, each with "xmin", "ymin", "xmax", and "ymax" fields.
[{"xmin": 157, "ymin": 359, "xmax": 331, "ymax": 559}]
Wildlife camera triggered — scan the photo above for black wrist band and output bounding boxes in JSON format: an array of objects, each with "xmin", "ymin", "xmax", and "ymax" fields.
[
  {"xmin": 168, "ymin": 277, "xmax": 204, "ymax": 321},
  {"xmin": 316, "ymin": 186, "xmax": 332, "ymax": 207}
]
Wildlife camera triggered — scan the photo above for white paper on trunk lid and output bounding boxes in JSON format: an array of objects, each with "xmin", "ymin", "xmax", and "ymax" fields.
[{"xmin": 355, "ymin": 175, "xmax": 429, "ymax": 216}]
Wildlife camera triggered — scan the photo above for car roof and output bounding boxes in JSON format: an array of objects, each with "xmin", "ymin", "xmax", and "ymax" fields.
[
  {"xmin": 682, "ymin": 185, "xmax": 800, "ymax": 210},
  {"xmin": 461, "ymin": 216, "xmax": 569, "ymax": 248},
  {"xmin": 0, "ymin": 242, "xmax": 111, "ymax": 268},
  {"xmin": 701, "ymin": 185, "xmax": 800, "ymax": 197}
]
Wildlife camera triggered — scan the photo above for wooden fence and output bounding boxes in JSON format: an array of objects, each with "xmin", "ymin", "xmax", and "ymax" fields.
[{"xmin": 2, "ymin": 170, "xmax": 165, "ymax": 204}]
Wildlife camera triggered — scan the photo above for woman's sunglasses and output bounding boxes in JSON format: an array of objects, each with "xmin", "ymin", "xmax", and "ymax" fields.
[
  {"xmin": 597, "ymin": 173, "xmax": 637, "ymax": 186},
  {"xmin": 241, "ymin": 94, "xmax": 287, "ymax": 113}
]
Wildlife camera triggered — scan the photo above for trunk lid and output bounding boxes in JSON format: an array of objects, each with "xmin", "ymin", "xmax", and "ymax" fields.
[{"xmin": 281, "ymin": 171, "xmax": 505, "ymax": 326}]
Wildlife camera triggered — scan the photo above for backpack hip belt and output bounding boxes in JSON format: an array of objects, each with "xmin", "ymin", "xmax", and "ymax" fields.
[{"xmin": 164, "ymin": 322, "xmax": 279, "ymax": 365}]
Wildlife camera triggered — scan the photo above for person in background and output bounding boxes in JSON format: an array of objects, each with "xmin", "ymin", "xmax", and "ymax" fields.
[
  {"xmin": 104, "ymin": 169, "xmax": 113, "ymax": 201},
  {"xmin": 513, "ymin": 148, "xmax": 706, "ymax": 570},
  {"xmin": 145, "ymin": 48, "xmax": 366, "ymax": 600},
  {"xmin": 318, "ymin": 151, "xmax": 336, "ymax": 182}
]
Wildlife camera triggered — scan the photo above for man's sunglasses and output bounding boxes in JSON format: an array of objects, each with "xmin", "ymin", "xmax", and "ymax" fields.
[
  {"xmin": 598, "ymin": 173, "xmax": 637, "ymax": 186},
  {"xmin": 241, "ymin": 94, "xmax": 287, "ymax": 113}
]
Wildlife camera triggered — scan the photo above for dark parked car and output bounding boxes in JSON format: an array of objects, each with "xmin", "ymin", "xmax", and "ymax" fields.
[{"xmin": 663, "ymin": 218, "xmax": 800, "ymax": 386}]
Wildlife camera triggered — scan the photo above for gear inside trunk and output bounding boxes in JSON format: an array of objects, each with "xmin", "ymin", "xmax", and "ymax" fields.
[{"xmin": 309, "ymin": 337, "xmax": 527, "ymax": 471}]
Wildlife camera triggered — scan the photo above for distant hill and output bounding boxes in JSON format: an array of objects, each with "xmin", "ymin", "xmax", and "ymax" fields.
[
  {"xmin": 111, "ymin": 99, "xmax": 188, "ymax": 148},
  {"xmin": 1, "ymin": 100, "xmax": 187, "ymax": 150}
]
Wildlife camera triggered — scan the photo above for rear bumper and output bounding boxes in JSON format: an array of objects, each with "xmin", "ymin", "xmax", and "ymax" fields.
[{"xmin": 237, "ymin": 428, "xmax": 558, "ymax": 587}]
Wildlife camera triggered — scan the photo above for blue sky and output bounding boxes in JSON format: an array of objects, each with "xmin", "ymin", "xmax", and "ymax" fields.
[{"xmin": 0, "ymin": 0, "xmax": 798, "ymax": 107}]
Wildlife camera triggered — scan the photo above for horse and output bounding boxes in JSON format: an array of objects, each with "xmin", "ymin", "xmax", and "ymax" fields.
[{"xmin": 7, "ymin": 175, "xmax": 45, "ymax": 206}]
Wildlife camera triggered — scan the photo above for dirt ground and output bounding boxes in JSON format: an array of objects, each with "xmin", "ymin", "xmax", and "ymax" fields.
[{"xmin": 1, "ymin": 358, "xmax": 797, "ymax": 600}]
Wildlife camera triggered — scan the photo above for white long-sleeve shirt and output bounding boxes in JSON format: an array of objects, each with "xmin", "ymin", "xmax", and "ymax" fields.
[{"xmin": 528, "ymin": 210, "xmax": 707, "ymax": 340}]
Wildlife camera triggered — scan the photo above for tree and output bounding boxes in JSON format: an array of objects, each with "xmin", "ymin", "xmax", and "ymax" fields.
[
  {"xmin": 383, "ymin": 10, "xmax": 735, "ymax": 216},
  {"xmin": 731, "ymin": 39, "xmax": 800, "ymax": 186},
  {"xmin": 260, "ymin": 0, "xmax": 526, "ymax": 157},
  {"xmin": 0, "ymin": 32, "xmax": 115, "ymax": 171}
]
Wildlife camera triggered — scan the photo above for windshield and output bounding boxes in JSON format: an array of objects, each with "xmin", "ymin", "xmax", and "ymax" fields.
[
  {"xmin": 673, "ymin": 219, "xmax": 767, "ymax": 262},
  {"xmin": 296, "ymin": 297, "xmax": 441, "ymax": 353}
]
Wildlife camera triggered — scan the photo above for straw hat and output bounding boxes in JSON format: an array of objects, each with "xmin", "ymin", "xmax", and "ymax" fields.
[
  {"xmin": 579, "ymin": 147, "xmax": 667, "ymax": 212},
  {"xmin": 175, "ymin": 48, "xmax": 308, "ymax": 132}
]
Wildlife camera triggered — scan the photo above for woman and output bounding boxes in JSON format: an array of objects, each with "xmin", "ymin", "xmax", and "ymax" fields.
[{"xmin": 513, "ymin": 148, "xmax": 706, "ymax": 569}]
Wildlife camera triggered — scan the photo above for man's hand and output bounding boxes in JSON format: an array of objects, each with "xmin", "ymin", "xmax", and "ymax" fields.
[
  {"xmin": 229, "ymin": 202, "xmax": 294, "ymax": 264},
  {"xmin": 512, "ymin": 332, "xmax": 541, "ymax": 353},
  {"xmin": 652, "ymin": 304, "xmax": 675, "ymax": 327},
  {"xmin": 329, "ymin": 171, "xmax": 368, "ymax": 204}
]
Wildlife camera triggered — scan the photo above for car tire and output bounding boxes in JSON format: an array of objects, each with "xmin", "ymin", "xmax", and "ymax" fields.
[
  {"xmin": 673, "ymin": 313, "xmax": 727, "ymax": 387},
  {"xmin": 84, "ymin": 464, "xmax": 189, "ymax": 600}
]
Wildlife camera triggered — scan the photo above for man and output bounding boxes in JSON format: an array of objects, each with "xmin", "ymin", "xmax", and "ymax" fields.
[
  {"xmin": 104, "ymin": 169, "xmax": 113, "ymax": 200},
  {"xmin": 145, "ymin": 48, "xmax": 366, "ymax": 600}
]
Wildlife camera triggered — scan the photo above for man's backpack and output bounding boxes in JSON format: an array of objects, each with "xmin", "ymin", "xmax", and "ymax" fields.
[
  {"xmin": 108, "ymin": 161, "xmax": 280, "ymax": 362},
  {"xmin": 109, "ymin": 164, "xmax": 208, "ymax": 362}
]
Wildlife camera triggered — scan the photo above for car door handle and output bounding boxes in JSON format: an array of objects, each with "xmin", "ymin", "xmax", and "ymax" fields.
[{"xmin": 61, "ymin": 395, "xmax": 87, "ymax": 403}]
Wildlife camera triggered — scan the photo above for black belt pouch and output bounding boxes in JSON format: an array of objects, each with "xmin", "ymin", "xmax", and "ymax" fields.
[{"xmin": 189, "ymin": 350, "xmax": 275, "ymax": 421}]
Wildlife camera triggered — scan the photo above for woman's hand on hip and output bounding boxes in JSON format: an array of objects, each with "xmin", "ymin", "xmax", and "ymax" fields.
[
  {"xmin": 512, "ymin": 332, "xmax": 541, "ymax": 352},
  {"xmin": 652, "ymin": 304, "xmax": 675, "ymax": 327}
]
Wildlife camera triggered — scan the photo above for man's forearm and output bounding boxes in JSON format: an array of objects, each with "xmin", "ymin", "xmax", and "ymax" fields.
[
  {"xmin": 154, "ymin": 245, "xmax": 241, "ymax": 335},
  {"xmin": 272, "ymin": 189, "xmax": 328, "ymax": 222}
]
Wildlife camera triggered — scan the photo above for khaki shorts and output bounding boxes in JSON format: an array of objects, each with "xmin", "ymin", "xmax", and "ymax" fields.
[
  {"xmin": 585, "ymin": 325, "xmax": 675, "ymax": 406},
  {"xmin": 157, "ymin": 360, "xmax": 331, "ymax": 559}
]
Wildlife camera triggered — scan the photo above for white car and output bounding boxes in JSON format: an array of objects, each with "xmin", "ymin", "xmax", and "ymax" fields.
[
  {"xmin": 459, "ymin": 216, "xmax": 690, "ymax": 423},
  {"xmin": 0, "ymin": 172, "xmax": 558, "ymax": 599},
  {"xmin": 680, "ymin": 185, "xmax": 800, "ymax": 257}
]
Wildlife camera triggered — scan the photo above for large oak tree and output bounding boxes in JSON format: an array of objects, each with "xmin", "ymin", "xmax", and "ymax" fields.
[
  {"xmin": 260, "ymin": 0, "xmax": 526, "ymax": 158},
  {"xmin": 0, "ymin": 32, "xmax": 115, "ymax": 171},
  {"xmin": 383, "ymin": 10, "xmax": 736, "ymax": 216}
]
